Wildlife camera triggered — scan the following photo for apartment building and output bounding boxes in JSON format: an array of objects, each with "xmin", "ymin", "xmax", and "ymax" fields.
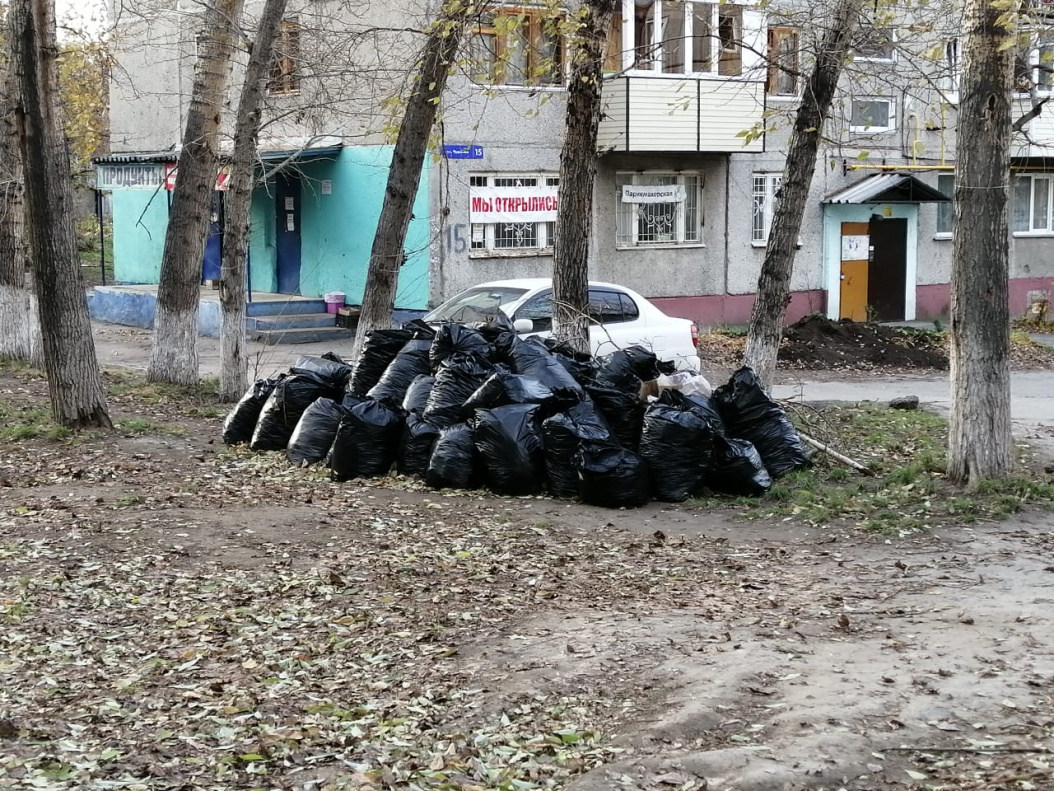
[{"xmin": 97, "ymin": 0, "xmax": 1054, "ymax": 326}]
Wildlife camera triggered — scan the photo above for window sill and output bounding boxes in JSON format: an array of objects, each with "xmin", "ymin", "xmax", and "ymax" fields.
[
  {"xmin": 752, "ymin": 241, "xmax": 803, "ymax": 249},
  {"xmin": 619, "ymin": 69, "xmax": 761, "ymax": 83},
  {"xmin": 1012, "ymin": 231, "xmax": 1054, "ymax": 238},
  {"xmin": 933, "ymin": 233, "xmax": 953, "ymax": 241},
  {"xmin": 615, "ymin": 243, "xmax": 706, "ymax": 251},
  {"xmin": 469, "ymin": 247, "xmax": 554, "ymax": 259},
  {"xmin": 767, "ymin": 94, "xmax": 800, "ymax": 102},
  {"xmin": 471, "ymin": 82, "xmax": 566, "ymax": 93},
  {"xmin": 849, "ymin": 128, "xmax": 896, "ymax": 135}
]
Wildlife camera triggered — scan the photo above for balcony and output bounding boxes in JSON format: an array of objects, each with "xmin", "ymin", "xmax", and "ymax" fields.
[{"xmin": 597, "ymin": 75, "xmax": 766, "ymax": 154}]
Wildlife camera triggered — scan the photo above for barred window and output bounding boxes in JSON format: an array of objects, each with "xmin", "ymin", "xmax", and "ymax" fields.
[
  {"xmin": 752, "ymin": 173, "xmax": 782, "ymax": 244},
  {"xmin": 615, "ymin": 173, "xmax": 702, "ymax": 247},
  {"xmin": 469, "ymin": 174, "xmax": 559, "ymax": 253}
]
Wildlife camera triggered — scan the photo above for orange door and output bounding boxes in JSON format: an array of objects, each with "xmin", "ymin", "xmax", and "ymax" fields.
[{"xmin": 839, "ymin": 222, "xmax": 869, "ymax": 322}]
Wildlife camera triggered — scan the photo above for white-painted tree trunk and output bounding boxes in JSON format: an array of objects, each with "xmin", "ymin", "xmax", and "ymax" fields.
[{"xmin": 0, "ymin": 284, "xmax": 32, "ymax": 360}]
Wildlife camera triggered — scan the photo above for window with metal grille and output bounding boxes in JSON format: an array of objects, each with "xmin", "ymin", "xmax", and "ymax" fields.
[
  {"xmin": 615, "ymin": 173, "xmax": 702, "ymax": 248},
  {"xmin": 469, "ymin": 174, "xmax": 559, "ymax": 253},
  {"xmin": 269, "ymin": 19, "xmax": 300, "ymax": 95},
  {"xmin": 752, "ymin": 173, "xmax": 782, "ymax": 244}
]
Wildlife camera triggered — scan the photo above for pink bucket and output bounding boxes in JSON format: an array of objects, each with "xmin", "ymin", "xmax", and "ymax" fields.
[{"xmin": 324, "ymin": 292, "xmax": 345, "ymax": 314}]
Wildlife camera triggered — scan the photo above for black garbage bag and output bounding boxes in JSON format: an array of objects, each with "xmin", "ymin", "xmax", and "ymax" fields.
[
  {"xmin": 682, "ymin": 393, "xmax": 727, "ymax": 436},
  {"xmin": 429, "ymin": 324, "xmax": 492, "ymax": 370},
  {"xmin": 472, "ymin": 404, "xmax": 545, "ymax": 496},
  {"xmin": 403, "ymin": 318, "xmax": 437, "ymax": 340},
  {"xmin": 398, "ymin": 413, "xmax": 441, "ymax": 477},
  {"xmin": 341, "ymin": 392, "xmax": 364, "ymax": 411},
  {"xmin": 597, "ymin": 345, "xmax": 675, "ymax": 389},
  {"xmin": 329, "ymin": 399, "xmax": 404, "ymax": 481},
  {"xmin": 506, "ymin": 336, "xmax": 584, "ymax": 397},
  {"xmin": 287, "ymin": 398, "xmax": 344, "ymax": 466},
  {"xmin": 402, "ymin": 374, "xmax": 436, "ymax": 414},
  {"xmin": 223, "ymin": 375, "xmax": 284, "ymax": 445},
  {"xmin": 708, "ymin": 436, "xmax": 773, "ymax": 496},
  {"xmin": 585, "ymin": 381, "xmax": 645, "ymax": 450},
  {"xmin": 367, "ymin": 338, "xmax": 432, "ymax": 406},
  {"xmin": 462, "ymin": 366, "xmax": 569, "ymax": 416},
  {"xmin": 348, "ymin": 328, "xmax": 415, "ymax": 396},
  {"xmin": 250, "ymin": 371, "xmax": 334, "ymax": 451},
  {"xmin": 423, "ymin": 355, "xmax": 492, "ymax": 428},
  {"xmin": 542, "ymin": 399, "xmax": 615, "ymax": 498},
  {"xmin": 639, "ymin": 392, "xmax": 722, "ymax": 502},
  {"xmin": 291, "ymin": 355, "xmax": 354, "ymax": 390},
  {"xmin": 713, "ymin": 367, "xmax": 812, "ymax": 478},
  {"xmin": 426, "ymin": 423, "xmax": 480, "ymax": 489},
  {"xmin": 575, "ymin": 443, "xmax": 651, "ymax": 509},
  {"xmin": 542, "ymin": 338, "xmax": 600, "ymax": 386}
]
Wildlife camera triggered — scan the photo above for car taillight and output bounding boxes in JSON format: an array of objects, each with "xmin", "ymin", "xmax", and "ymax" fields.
[{"xmin": 690, "ymin": 322, "xmax": 699, "ymax": 349}]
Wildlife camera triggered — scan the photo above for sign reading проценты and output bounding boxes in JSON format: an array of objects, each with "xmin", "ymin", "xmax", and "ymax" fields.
[{"xmin": 470, "ymin": 185, "xmax": 559, "ymax": 224}]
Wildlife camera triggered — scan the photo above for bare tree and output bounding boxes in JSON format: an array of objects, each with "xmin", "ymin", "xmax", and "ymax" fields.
[
  {"xmin": 147, "ymin": 0, "xmax": 245, "ymax": 386},
  {"xmin": 9, "ymin": 0, "xmax": 111, "ymax": 427},
  {"xmin": 0, "ymin": 33, "xmax": 34, "ymax": 363},
  {"xmin": 947, "ymin": 0, "xmax": 1015, "ymax": 485},
  {"xmin": 741, "ymin": 0, "xmax": 865, "ymax": 389},
  {"xmin": 351, "ymin": 0, "xmax": 474, "ymax": 359},
  {"xmin": 552, "ymin": 0, "xmax": 618, "ymax": 354},
  {"xmin": 219, "ymin": 0, "xmax": 288, "ymax": 402}
]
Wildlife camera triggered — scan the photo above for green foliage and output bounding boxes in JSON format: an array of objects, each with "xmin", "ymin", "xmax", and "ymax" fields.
[{"xmin": 57, "ymin": 41, "xmax": 112, "ymax": 179}]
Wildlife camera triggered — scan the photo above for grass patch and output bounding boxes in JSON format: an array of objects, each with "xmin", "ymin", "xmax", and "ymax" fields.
[
  {"xmin": 0, "ymin": 401, "xmax": 72, "ymax": 443},
  {"xmin": 692, "ymin": 403, "xmax": 1054, "ymax": 534}
]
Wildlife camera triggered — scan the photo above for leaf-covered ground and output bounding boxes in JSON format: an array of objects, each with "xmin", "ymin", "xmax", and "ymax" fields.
[{"xmin": 2, "ymin": 362, "xmax": 1053, "ymax": 790}]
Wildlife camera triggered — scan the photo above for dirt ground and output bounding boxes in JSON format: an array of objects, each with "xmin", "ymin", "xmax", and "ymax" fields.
[{"xmin": 2, "ymin": 362, "xmax": 1053, "ymax": 790}]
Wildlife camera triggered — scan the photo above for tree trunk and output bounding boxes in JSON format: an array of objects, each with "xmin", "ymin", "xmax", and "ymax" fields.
[
  {"xmin": 10, "ymin": 0, "xmax": 111, "ymax": 428},
  {"xmin": 742, "ymin": 0, "xmax": 864, "ymax": 389},
  {"xmin": 147, "ymin": 0, "xmax": 244, "ymax": 386},
  {"xmin": 552, "ymin": 0, "xmax": 618, "ymax": 355},
  {"xmin": 0, "ymin": 24, "xmax": 33, "ymax": 363},
  {"xmin": 219, "ymin": 0, "xmax": 287, "ymax": 403},
  {"xmin": 947, "ymin": 0, "xmax": 1014, "ymax": 486},
  {"xmin": 352, "ymin": 1, "xmax": 472, "ymax": 359}
]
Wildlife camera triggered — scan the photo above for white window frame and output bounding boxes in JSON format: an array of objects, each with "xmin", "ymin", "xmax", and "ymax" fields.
[
  {"xmin": 854, "ymin": 24, "xmax": 896, "ymax": 63},
  {"xmin": 935, "ymin": 173, "xmax": 955, "ymax": 239},
  {"xmin": 620, "ymin": 0, "xmax": 745, "ymax": 77},
  {"xmin": 1023, "ymin": 33, "xmax": 1054, "ymax": 95},
  {"xmin": 941, "ymin": 39, "xmax": 960, "ymax": 103},
  {"xmin": 752, "ymin": 172, "xmax": 782, "ymax": 245},
  {"xmin": 468, "ymin": 173, "xmax": 559, "ymax": 256},
  {"xmin": 849, "ymin": 97, "xmax": 896, "ymax": 134},
  {"xmin": 766, "ymin": 26, "xmax": 800, "ymax": 98},
  {"xmin": 1012, "ymin": 173, "xmax": 1054, "ymax": 236},
  {"xmin": 615, "ymin": 172, "xmax": 704, "ymax": 249}
]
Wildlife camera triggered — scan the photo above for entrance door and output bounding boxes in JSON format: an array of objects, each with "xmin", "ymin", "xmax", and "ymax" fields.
[
  {"xmin": 867, "ymin": 216, "xmax": 907, "ymax": 321},
  {"xmin": 839, "ymin": 222, "xmax": 869, "ymax": 322},
  {"xmin": 201, "ymin": 191, "xmax": 223, "ymax": 282},
  {"xmin": 275, "ymin": 173, "xmax": 302, "ymax": 294}
]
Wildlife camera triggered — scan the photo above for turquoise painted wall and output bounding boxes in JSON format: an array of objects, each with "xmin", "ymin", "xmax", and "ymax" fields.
[
  {"xmin": 107, "ymin": 146, "xmax": 431, "ymax": 309},
  {"xmin": 294, "ymin": 147, "xmax": 430, "ymax": 309},
  {"xmin": 112, "ymin": 189, "xmax": 169, "ymax": 283}
]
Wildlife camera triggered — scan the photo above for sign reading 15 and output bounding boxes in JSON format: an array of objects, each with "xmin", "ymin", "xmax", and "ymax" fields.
[{"xmin": 445, "ymin": 223, "xmax": 468, "ymax": 254}]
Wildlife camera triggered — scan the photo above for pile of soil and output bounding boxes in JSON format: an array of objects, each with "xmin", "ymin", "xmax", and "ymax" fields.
[{"xmin": 779, "ymin": 315, "xmax": 949, "ymax": 370}]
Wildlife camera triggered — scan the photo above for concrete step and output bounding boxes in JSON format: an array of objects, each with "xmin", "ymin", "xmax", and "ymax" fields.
[
  {"xmin": 251, "ymin": 326, "xmax": 356, "ymax": 346},
  {"xmin": 247, "ymin": 312, "xmax": 337, "ymax": 331},
  {"xmin": 246, "ymin": 298, "xmax": 329, "ymax": 318}
]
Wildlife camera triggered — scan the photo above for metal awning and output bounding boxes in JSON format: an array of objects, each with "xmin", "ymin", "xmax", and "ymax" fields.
[
  {"xmin": 257, "ymin": 145, "xmax": 343, "ymax": 163},
  {"xmin": 94, "ymin": 151, "xmax": 176, "ymax": 165},
  {"xmin": 823, "ymin": 173, "xmax": 951, "ymax": 204},
  {"xmin": 94, "ymin": 143, "xmax": 343, "ymax": 167}
]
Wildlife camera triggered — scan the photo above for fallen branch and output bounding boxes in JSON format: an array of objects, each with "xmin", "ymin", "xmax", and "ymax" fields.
[
  {"xmin": 887, "ymin": 746, "xmax": 1051, "ymax": 755},
  {"xmin": 798, "ymin": 431, "xmax": 872, "ymax": 475}
]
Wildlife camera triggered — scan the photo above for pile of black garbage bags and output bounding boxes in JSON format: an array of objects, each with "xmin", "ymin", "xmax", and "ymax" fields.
[{"xmin": 222, "ymin": 317, "xmax": 812, "ymax": 508}]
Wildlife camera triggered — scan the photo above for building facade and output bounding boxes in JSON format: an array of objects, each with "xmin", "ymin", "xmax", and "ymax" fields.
[{"xmin": 100, "ymin": 0, "xmax": 1054, "ymax": 326}]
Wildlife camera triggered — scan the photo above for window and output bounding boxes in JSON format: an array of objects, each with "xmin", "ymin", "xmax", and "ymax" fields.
[
  {"xmin": 854, "ymin": 23, "xmax": 895, "ymax": 62},
  {"xmin": 850, "ymin": 98, "xmax": 895, "ymax": 133},
  {"xmin": 469, "ymin": 174, "xmax": 559, "ymax": 254},
  {"xmin": 936, "ymin": 174, "xmax": 955, "ymax": 236},
  {"xmin": 513, "ymin": 288, "xmax": 640, "ymax": 331},
  {"xmin": 268, "ymin": 19, "xmax": 300, "ymax": 95},
  {"xmin": 631, "ymin": 1, "xmax": 743, "ymax": 76},
  {"xmin": 1014, "ymin": 33, "xmax": 1054, "ymax": 93},
  {"xmin": 469, "ymin": 7, "xmax": 564, "ymax": 86},
  {"xmin": 1012, "ymin": 174, "xmax": 1054, "ymax": 233},
  {"xmin": 752, "ymin": 173, "xmax": 782, "ymax": 244},
  {"xmin": 941, "ymin": 39, "xmax": 960, "ymax": 98},
  {"xmin": 615, "ymin": 173, "xmax": 703, "ymax": 247},
  {"xmin": 767, "ymin": 27, "xmax": 799, "ymax": 96}
]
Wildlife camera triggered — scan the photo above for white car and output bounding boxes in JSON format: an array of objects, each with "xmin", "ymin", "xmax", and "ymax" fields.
[{"xmin": 423, "ymin": 278, "xmax": 701, "ymax": 372}]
